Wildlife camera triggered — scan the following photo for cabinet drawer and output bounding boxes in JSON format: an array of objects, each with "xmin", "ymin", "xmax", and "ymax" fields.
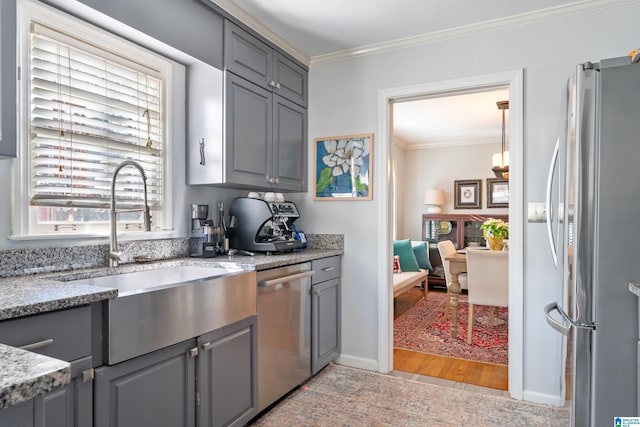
[
  {"xmin": 312, "ymin": 256, "xmax": 341, "ymax": 284},
  {"xmin": 0, "ymin": 306, "xmax": 91, "ymax": 361}
]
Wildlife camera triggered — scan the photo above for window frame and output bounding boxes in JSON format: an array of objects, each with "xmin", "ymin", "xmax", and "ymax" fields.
[{"xmin": 12, "ymin": 0, "xmax": 181, "ymax": 240}]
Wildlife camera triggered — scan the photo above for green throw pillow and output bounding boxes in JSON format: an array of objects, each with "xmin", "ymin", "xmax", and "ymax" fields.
[
  {"xmin": 393, "ymin": 239, "xmax": 420, "ymax": 272},
  {"xmin": 412, "ymin": 241, "xmax": 433, "ymax": 271}
]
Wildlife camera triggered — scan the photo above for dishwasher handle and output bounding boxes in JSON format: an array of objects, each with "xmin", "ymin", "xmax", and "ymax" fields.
[{"xmin": 258, "ymin": 270, "xmax": 315, "ymax": 288}]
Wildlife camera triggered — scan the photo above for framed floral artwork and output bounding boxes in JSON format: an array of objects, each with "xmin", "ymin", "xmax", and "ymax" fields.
[
  {"xmin": 313, "ymin": 133, "xmax": 373, "ymax": 200},
  {"xmin": 454, "ymin": 179, "xmax": 481, "ymax": 209}
]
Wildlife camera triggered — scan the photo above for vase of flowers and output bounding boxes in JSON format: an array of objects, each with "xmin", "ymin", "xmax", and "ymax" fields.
[{"xmin": 480, "ymin": 218, "xmax": 509, "ymax": 250}]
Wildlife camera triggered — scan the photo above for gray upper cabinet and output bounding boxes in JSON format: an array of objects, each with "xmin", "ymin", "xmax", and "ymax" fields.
[
  {"xmin": 273, "ymin": 95, "xmax": 307, "ymax": 191},
  {"xmin": 0, "ymin": 0, "xmax": 17, "ymax": 157},
  {"xmin": 223, "ymin": 74, "xmax": 307, "ymax": 191},
  {"xmin": 188, "ymin": 29, "xmax": 308, "ymax": 191},
  {"xmin": 224, "ymin": 21, "xmax": 307, "ymax": 107},
  {"xmin": 224, "ymin": 73, "xmax": 274, "ymax": 189}
]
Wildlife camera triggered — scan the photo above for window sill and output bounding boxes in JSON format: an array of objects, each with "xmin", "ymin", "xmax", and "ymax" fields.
[{"xmin": 7, "ymin": 230, "xmax": 178, "ymax": 242}]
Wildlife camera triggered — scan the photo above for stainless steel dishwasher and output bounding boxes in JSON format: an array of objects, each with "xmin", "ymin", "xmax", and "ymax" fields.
[{"xmin": 256, "ymin": 262, "xmax": 314, "ymax": 412}]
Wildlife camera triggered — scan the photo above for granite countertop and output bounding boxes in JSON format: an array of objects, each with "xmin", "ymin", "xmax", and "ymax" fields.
[
  {"xmin": 0, "ymin": 248, "xmax": 341, "ymax": 410},
  {"xmin": 0, "ymin": 248, "xmax": 342, "ymax": 321},
  {"xmin": 629, "ymin": 282, "xmax": 640, "ymax": 297},
  {"xmin": 0, "ymin": 344, "xmax": 70, "ymax": 409}
]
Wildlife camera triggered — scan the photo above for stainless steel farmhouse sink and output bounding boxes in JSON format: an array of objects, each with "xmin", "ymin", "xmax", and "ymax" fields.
[{"xmin": 61, "ymin": 265, "xmax": 256, "ymax": 364}]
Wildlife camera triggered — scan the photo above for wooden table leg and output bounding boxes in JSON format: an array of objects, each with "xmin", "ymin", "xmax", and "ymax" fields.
[{"xmin": 448, "ymin": 272, "xmax": 461, "ymax": 338}]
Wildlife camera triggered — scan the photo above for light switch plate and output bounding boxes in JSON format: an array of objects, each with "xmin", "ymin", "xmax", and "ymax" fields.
[{"xmin": 528, "ymin": 203, "xmax": 547, "ymax": 222}]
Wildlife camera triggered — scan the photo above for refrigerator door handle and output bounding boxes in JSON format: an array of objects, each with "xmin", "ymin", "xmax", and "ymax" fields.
[
  {"xmin": 545, "ymin": 301, "xmax": 596, "ymax": 335},
  {"xmin": 545, "ymin": 138, "xmax": 560, "ymax": 267},
  {"xmin": 544, "ymin": 302, "xmax": 571, "ymax": 335}
]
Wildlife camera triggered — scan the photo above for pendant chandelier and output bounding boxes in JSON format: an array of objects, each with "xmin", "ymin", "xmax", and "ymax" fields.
[{"xmin": 492, "ymin": 100, "xmax": 509, "ymax": 179}]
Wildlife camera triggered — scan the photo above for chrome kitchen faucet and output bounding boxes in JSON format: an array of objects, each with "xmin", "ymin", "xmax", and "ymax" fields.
[{"xmin": 109, "ymin": 160, "xmax": 151, "ymax": 267}]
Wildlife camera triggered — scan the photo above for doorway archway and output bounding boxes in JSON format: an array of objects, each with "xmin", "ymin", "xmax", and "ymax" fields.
[{"xmin": 376, "ymin": 69, "xmax": 524, "ymax": 399}]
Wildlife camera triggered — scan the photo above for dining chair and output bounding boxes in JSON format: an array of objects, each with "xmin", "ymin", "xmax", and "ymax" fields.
[
  {"xmin": 437, "ymin": 240, "xmax": 468, "ymax": 316},
  {"xmin": 465, "ymin": 249, "xmax": 509, "ymax": 345}
]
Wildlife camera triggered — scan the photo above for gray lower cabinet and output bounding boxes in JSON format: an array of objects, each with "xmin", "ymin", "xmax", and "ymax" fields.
[
  {"xmin": 225, "ymin": 73, "xmax": 306, "ymax": 191},
  {"xmin": 0, "ymin": 306, "xmax": 94, "ymax": 427},
  {"xmin": 93, "ymin": 315, "xmax": 257, "ymax": 427},
  {"xmin": 311, "ymin": 257, "xmax": 342, "ymax": 374},
  {"xmin": 196, "ymin": 315, "xmax": 257, "ymax": 427},
  {"xmin": 0, "ymin": 356, "xmax": 93, "ymax": 427},
  {"xmin": 94, "ymin": 339, "xmax": 197, "ymax": 427}
]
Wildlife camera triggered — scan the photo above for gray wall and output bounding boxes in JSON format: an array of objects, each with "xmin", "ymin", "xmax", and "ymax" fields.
[{"xmin": 296, "ymin": 2, "xmax": 640, "ymax": 404}]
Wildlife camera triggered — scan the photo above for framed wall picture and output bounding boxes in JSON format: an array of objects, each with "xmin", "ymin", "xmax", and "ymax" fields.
[
  {"xmin": 454, "ymin": 179, "xmax": 481, "ymax": 209},
  {"xmin": 313, "ymin": 133, "xmax": 373, "ymax": 200},
  {"xmin": 487, "ymin": 178, "xmax": 509, "ymax": 208}
]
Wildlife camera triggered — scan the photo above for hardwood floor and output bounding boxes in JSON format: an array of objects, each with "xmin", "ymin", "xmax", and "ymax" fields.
[{"xmin": 393, "ymin": 287, "xmax": 508, "ymax": 391}]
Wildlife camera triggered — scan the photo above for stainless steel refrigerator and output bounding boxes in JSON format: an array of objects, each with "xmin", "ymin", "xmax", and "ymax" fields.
[{"xmin": 545, "ymin": 56, "xmax": 639, "ymax": 426}]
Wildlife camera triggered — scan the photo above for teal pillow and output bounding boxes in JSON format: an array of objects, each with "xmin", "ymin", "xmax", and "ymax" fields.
[
  {"xmin": 412, "ymin": 241, "xmax": 433, "ymax": 271},
  {"xmin": 393, "ymin": 239, "xmax": 420, "ymax": 272}
]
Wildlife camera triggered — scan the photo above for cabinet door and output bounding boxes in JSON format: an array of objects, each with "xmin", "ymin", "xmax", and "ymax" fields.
[
  {"xmin": 273, "ymin": 95, "xmax": 307, "ymax": 192},
  {"xmin": 274, "ymin": 53, "xmax": 307, "ymax": 107},
  {"xmin": 0, "ymin": 0, "xmax": 17, "ymax": 157},
  {"xmin": 0, "ymin": 399, "xmax": 35, "ymax": 427},
  {"xmin": 94, "ymin": 340, "xmax": 196, "ymax": 427},
  {"xmin": 225, "ymin": 72, "xmax": 273, "ymax": 188},
  {"xmin": 36, "ymin": 356, "xmax": 93, "ymax": 427},
  {"xmin": 312, "ymin": 278, "xmax": 341, "ymax": 374},
  {"xmin": 197, "ymin": 315, "xmax": 257, "ymax": 427},
  {"xmin": 0, "ymin": 357, "xmax": 93, "ymax": 427},
  {"xmin": 224, "ymin": 21, "xmax": 273, "ymax": 90}
]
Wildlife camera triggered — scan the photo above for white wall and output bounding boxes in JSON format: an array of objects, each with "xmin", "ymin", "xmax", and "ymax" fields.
[
  {"xmin": 396, "ymin": 142, "xmax": 508, "ymax": 240},
  {"xmin": 298, "ymin": 2, "xmax": 640, "ymax": 403}
]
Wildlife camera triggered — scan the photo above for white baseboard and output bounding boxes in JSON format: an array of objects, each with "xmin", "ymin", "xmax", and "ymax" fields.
[
  {"xmin": 522, "ymin": 390, "xmax": 566, "ymax": 407},
  {"xmin": 334, "ymin": 354, "xmax": 380, "ymax": 372}
]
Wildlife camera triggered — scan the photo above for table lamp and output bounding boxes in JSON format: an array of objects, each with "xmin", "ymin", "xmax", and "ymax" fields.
[{"xmin": 424, "ymin": 189, "xmax": 445, "ymax": 213}]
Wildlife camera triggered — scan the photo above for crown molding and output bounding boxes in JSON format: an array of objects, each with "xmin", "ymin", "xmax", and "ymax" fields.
[
  {"xmin": 206, "ymin": 0, "xmax": 311, "ymax": 66},
  {"xmin": 311, "ymin": 0, "xmax": 639, "ymax": 65},
  {"xmin": 395, "ymin": 136, "xmax": 501, "ymax": 150}
]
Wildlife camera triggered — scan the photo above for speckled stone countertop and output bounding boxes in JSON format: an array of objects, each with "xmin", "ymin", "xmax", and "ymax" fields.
[
  {"xmin": 0, "ymin": 247, "xmax": 341, "ymax": 410},
  {"xmin": 0, "ymin": 344, "xmax": 70, "ymax": 409},
  {"xmin": 0, "ymin": 248, "xmax": 341, "ymax": 321},
  {"xmin": 629, "ymin": 282, "xmax": 640, "ymax": 296}
]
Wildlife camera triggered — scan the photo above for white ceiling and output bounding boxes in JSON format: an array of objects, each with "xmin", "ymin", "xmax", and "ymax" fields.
[
  {"xmin": 213, "ymin": 0, "xmax": 585, "ymax": 146},
  {"xmin": 220, "ymin": 0, "xmax": 584, "ymax": 58},
  {"xmin": 393, "ymin": 89, "xmax": 510, "ymax": 149}
]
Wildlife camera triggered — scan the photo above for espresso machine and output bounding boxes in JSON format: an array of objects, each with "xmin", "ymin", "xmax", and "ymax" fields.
[{"xmin": 228, "ymin": 197, "xmax": 302, "ymax": 253}]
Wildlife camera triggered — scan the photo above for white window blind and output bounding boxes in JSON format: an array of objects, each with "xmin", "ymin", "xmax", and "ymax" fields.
[{"xmin": 29, "ymin": 23, "xmax": 163, "ymax": 211}]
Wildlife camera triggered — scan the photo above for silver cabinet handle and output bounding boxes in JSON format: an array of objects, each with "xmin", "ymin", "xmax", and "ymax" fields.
[
  {"xmin": 202, "ymin": 341, "xmax": 213, "ymax": 352},
  {"xmin": 188, "ymin": 347, "xmax": 199, "ymax": 358},
  {"xmin": 545, "ymin": 138, "xmax": 560, "ymax": 267},
  {"xmin": 321, "ymin": 266, "xmax": 335, "ymax": 272},
  {"xmin": 199, "ymin": 138, "xmax": 205, "ymax": 165},
  {"xmin": 82, "ymin": 369, "xmax": 94, "ymax": 383},
  {"xmin": 20, "ymin": 338, "xmax": 54, "ymax": 351},
  {"xmin": 258, "ymin": 270, "xmax": 315, "ymax": 288}
]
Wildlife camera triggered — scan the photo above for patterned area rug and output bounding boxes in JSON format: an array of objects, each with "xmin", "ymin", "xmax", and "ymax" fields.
[
  {"xmin": 394, "ymin": 291, "xmax": 508, "ymax": 365},
  {"xmin": 250, "ymin": 364, "xmax": 569, "ymax": 426}
]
